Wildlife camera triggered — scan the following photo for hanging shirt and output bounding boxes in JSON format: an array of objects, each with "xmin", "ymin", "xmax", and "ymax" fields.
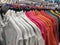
[
  {"xmin": 39, "ymin": 10, "xmax": 58, "ymax": 45},
  {"xmin": 32, "ymin": 10, "xmax": 47, "ymax": 45},
  {"xmin": 18, "ymin": 11, "xmax": 37, "ymax": 45},
  {"xmin": 34, "ymin": 10, "xmax": 50, "ymax": 45},
  {"xmin": 16, "ymin": 12, "xmax": 36, "ymax": 45},
  {"xmin": 40, "ymin": 10, "xmax": 59, "ymax": 45},
  {"xmin": 34, "ymin": 10, "xmax": 58, "ymax": 45},
  {"xmin": 4, "ymin": 10, "xmax": 23, "ymax": 45},
  {"xmin": 34, "ymin": 10, "xmax": 53, "ymax": 45},
  {"xmin": 49, "ymin": 10, "xmax": 60, "ymax": 42},
  {"xmin": 26, "ymin": 11, "xmax": 46, "ymax": 39},
  {"xmin": 11, "ymin": 10, "xmax": 29, "ymax": 45},
  {"xmin": 45, "ymin": 10, "xmax": 59, "ymax": 42},
  {"xmin": 25, "ymin": 11, "xmax": 45, "ymax": 45}
]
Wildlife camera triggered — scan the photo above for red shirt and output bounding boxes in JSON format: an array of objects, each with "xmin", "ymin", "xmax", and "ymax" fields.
[
  {"xmin": 40, "ymin": 10, "xmax": 58, "ymax": 45},
  {"xmin": 40, "ymin": 10, "xmax": 59, "ymax": 45}
]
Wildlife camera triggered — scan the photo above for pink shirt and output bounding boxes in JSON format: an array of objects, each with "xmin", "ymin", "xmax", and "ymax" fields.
[{"xmin": 25, "ymin": 11, "xmax": 46, "ymax": 42}]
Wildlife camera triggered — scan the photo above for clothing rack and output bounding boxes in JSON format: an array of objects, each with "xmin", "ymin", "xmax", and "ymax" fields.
[
  {"xmin": 0, "ymin": 2, "xmax": 60, "ymax": 19},
  {"xmin": 0, "ymin": 2, "xmax": 60, "ymax": 45},
  {"xmin": 0, "ymin": 5, "xmax": 59, "ymax": 12}
]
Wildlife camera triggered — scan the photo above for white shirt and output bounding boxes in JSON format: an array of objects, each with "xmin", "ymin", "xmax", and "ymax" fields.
[
  {"xmin": 17, "ymin": 11, "xmax": 36, "ymax": 45},
  {"xmin": 5, "ymin": 10, "xmax": 23, "ymax": 45},
  {"xmin": 11, "ymin": 10, "xmax": 29, "ymax": 45}
]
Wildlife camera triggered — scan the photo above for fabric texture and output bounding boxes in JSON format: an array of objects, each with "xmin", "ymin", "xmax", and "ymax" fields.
[
  {"xmin": 25, "ymin": 11, "xmax": 45, "ymax": 45},
  {"xmin": 3, "ymin": 9, "xmax": 59, "ymax": 45},
  {"xmin": 4, "ymin": 10, "xmax": 23, "ymax": 45}
]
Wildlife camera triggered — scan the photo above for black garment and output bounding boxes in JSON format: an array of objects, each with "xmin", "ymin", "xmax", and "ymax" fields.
[{"xmin": 0, "ymin": 40, "xmax": 2, "ymax": 45}]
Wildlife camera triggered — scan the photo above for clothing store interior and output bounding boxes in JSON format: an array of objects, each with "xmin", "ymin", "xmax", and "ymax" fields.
[{"xmin": 0, "ymin": 0, "xmax": 60, "ymax": 45}]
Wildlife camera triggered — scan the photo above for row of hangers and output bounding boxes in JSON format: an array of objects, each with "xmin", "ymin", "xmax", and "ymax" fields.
[{"xmin": 0, "ymin": 1, "xmax": 60, "ymax": 19}]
